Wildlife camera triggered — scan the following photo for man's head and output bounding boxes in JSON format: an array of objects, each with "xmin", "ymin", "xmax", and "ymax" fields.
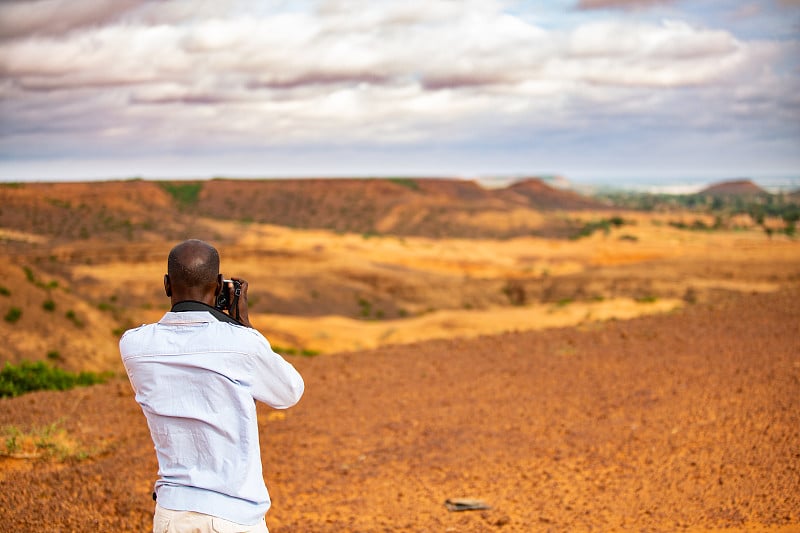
[{"xmin": 164, "ymin": 239, "xmax": 222, "ymax": 306}]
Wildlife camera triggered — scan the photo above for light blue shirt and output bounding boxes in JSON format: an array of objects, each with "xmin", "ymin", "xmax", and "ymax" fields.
[{"xmin": 119, "ymin": 309, "xmax": 304, "ymax": 525}]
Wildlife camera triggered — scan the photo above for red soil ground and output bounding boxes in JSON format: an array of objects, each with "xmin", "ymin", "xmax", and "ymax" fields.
[{"xmin": 1, "ymin": 289, "xmax": 798, "ymax": 532}]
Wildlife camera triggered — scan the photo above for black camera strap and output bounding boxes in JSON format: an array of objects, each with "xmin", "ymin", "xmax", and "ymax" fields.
[
  {"xmin": 171, "ymin": 300, "xmax": 242, "ymax": 325},
  {"xmin": 230, "ymin": 287, "xmax": 241, "ymax": 322}
]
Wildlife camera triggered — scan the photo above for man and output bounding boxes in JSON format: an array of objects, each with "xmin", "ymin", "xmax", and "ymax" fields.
[{"xmin": 120, "ymin": 239, "xmax": 304, "ymax": 533}]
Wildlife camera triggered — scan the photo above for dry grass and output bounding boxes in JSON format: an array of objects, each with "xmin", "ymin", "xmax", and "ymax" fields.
[
  {"xmin": 1, "ymin": 421, "xmax": 84, "ymax": 460},
  {"xmin": 3, "ymin": 208, "xmax": 799, "ymax": 371}
]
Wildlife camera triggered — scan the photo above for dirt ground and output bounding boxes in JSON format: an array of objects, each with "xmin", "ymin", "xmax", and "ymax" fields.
[{"xmin": 1, "ymin": 288, "xmax": 798, "ymax": 532}]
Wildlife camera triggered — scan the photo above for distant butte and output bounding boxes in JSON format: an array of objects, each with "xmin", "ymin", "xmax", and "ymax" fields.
[{"xmin": 698, "ymin": 179, "xmax": 766, "ymax": 196}]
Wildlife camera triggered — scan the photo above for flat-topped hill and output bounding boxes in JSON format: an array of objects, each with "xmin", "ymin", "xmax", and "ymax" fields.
[
  {"xmin": 0, "ymin": 177, "xmax": 606, "ymax": 244},
  {"xmin": 699, "ymin": 179, "xmax": 767, "ymax": 196}
]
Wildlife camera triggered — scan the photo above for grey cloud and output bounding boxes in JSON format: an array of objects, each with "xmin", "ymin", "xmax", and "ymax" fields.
[
  {"xmin": 421, "ymin": 72, "xmax": 516, "ymax": 90},
  {"xmin": 577, "ymin": 0, "xmax": 675, "ymax": 10},
  {"xmin": 248, "ymin": 72, "xmax": 393, "ymax": 90},
  {"xmin": 129, "ymin": 94, "xmax": 231, "ymax": 105}
]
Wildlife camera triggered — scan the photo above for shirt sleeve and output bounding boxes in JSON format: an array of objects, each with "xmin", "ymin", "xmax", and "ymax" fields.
[{"xmin": 248, "ymin": 330, "xmax": 305, "ymax": 409}]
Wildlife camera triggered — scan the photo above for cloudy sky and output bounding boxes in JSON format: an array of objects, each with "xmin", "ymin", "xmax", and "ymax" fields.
[{"xmin": 1, "ymin": 0, "xmax": 798, "ymax": 185}]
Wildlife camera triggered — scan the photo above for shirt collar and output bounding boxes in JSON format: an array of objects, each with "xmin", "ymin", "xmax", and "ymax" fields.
[{"xmin": 168, "ymin": 300, "xmax": 242, "ymax": 325}]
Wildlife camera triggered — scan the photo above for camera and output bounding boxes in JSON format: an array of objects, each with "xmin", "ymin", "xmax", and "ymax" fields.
[{"xmin": 215, "ymin": 279, "xmax": 242, "ymax": 311}]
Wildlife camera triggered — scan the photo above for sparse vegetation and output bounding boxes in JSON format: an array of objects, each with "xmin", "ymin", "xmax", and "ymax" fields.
[
  {"xmin": 0, "ymin": 361, "xmax": 110, "ymax": 398},
  {"xmin": 357, "ymin": 297, "xmax": 386, "ymax": 319},
  {"xmin": 158, "ymin": 181, "xmax": 203, "ymax": 209},
  {"xmin": 47, "ymin": 198, "xmax": 72, "ymax": 209},
  {"xmin": 65, "ymin": 310, "xmax": 84, "ymax": 328},
  {"xmin": 42, "ymin": 299, "xmax": 56, "ymax": 312},
  {"xmin": 21, "ymin": 266, "xmax": 58, "ymax": 290},
  {"xmin": 4, "ymin": 307, "xmax": 22, "ymax": 323},
  {"xmin": 2, "ymin": 421, "xmax": 89, "ymax": 460},
  {"xmin": 669, "ymin": 219, "xmax": 712, "ymax": 231},
  {"xmin": 502, "ymin": 281, "xmax": 526, "ymax": 306},
  {"xmin": 388, "ymin": 177, "xmax": 420, "ymax": 191},
  {"xmin": 597, "ymin": 189, "xmax": 800, "ymax": 235},
  {"xmin": 23, "ymin": 266, "xmax": 36, "ymax": 284},
  {"xmin": 571, "ymin": 217, "xmax": 626, "ymax": 239},
  {"xmin": 0, "ymin": 285, "xmax": 10, "ymax": 296},
  {"xmin": 272, "ymin": 346, "xmax": 320, "ymax": 357}
]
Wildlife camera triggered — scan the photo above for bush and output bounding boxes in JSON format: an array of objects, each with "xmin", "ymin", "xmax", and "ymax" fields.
[
  {"xmin": 42, "ymin": 300, "xmax": 56, "ymax": 312},
  {"xmin": 65, "ymin": 310, "xmax": 84, "ymax": 328},
  {"xmin": 158, "ymin": 182, "xmax": 203, "ymax": 209},
  {"xmin": 0, "ymin": 286, "xmax": 10, "ymax": 297},
  {"xmin": 4, "ymin": 307, "xmax": 22, "ymax": 323},
  {"xmin": 0, "ymin": 361, "xmax": 110, "ymax": 397},
  {"xmin": 388, "ymin": 177, "xmax": 420, "ymax": 191},
  {"xmin": 571, "ymin": 219, "xmax": 616, "ymax": 239},
  {"xmin": 23, "ymin": 266, "xmax": 36, "ymax": 284}
]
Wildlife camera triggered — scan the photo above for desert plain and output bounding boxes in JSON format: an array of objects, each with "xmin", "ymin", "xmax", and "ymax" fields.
[{"xmin": 0, "ymin": 178, "xmax": 798, "ymax": 532}]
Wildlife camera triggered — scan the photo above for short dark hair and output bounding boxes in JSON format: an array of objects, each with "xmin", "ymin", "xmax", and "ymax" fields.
[{"xmin": 167, "ymin": 239, "xmax": 220, "ymax": 289}]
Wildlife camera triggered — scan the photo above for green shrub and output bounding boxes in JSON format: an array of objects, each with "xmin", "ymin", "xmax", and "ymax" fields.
[
  {"xmin": 388, "ymin": 177, "xmax": 420, "ymax": 191},
  {"xmin": 158, "ymin": 182, "xmax": 203, "ymax": 208},
  {"xmin": 0, "ymin": 361, "xmax": 109, "ymax": 398},
  {"xmin": 4, "ymin": 307, "xmax": 22, "ymax": 323},
  {"xmin": 272, "ymin": 346, "xmax": 320, "ymax": 357},
  {"xmin": 42, "ymin": 300, "xmax": 56, "ymax": 312},
  {"xmin": 23, "ymin": 266, "xmax": 36, "ymax": 283},
  {"xmin": 65, "ymin": 310, "xmax": 84, "ymax": 327},
  {"xmin": 0, "ymin": 286, "xmax": 9, "ymax": 297},
  {"xmin": 571, "ymin": 219, "xmax": 614, "ymax": 239}
]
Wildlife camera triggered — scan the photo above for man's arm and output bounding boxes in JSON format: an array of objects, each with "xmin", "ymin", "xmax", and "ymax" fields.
[
  {"xmin": 249, "ymin": 333, "xmax": 305, "ymax": 409},
  {"xmin": 230, "ymin": 278, "xmax": 304, "ymax": 406}
]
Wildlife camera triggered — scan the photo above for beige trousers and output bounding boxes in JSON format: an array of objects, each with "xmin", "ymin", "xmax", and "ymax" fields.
[{"xmin": 153, "ymin": 504, "xmax": 269, "ymax": 533}]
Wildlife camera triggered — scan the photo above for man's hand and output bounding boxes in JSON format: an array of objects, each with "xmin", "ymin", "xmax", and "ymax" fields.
[{"xmin": 227, "ymin": 277, "xmax": 253, "ymax": 328}]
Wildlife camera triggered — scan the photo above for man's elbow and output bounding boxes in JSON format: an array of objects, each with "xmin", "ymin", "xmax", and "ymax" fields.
[
  {"xmin": 289, "ymin": 376, "xmax": 305, "ymax": 406},
  {"xmin": 276, "ymin": 375, "xmax": 304, "ymax": 409}
]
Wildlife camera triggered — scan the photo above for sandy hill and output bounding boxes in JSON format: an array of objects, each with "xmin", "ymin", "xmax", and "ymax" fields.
[
  {"xmin": 0, "ymin": 178, "xmax": 605, "ymax": 244},
  {"xmin": 500, "ymin": 178, "xmax": 602, "ymax": 210},
  {"xmin": 699, "ymin": 179, "xmax": 767, "ymax": 196},
  {"xmin": 0, "ymin": 180, "xmax": 212, "ymax": 247},
  {"xmin": 195, "ymin": 177, "xmax": 605, "ymax": 238}
]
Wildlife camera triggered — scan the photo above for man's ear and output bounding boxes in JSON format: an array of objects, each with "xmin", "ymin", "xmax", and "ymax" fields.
[
  {"xmin": 215, "ymin": 274, "xmax": 223, "ymax": 296},
  {"xmin": 164, "ymin": 274, "xmax": 172, "ymax": 297}
]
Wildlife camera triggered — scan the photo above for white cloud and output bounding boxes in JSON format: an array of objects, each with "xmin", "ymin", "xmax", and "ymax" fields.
[
  {"xmin": 0, "ymin": 0, "xmax": 148, "ymax": 39},
  {"xmin": 0, "ymin": 0, "xmax": 797, "ymax": 179}
]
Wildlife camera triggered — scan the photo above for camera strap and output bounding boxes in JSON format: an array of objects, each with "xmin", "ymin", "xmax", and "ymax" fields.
[
  {"xmin": 171, "ymin": 300, "xmax": 241, "ymax": 325},
  {"xmin": 230, "ymin": 285, "xmax": 242, "ymax": 322}
]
